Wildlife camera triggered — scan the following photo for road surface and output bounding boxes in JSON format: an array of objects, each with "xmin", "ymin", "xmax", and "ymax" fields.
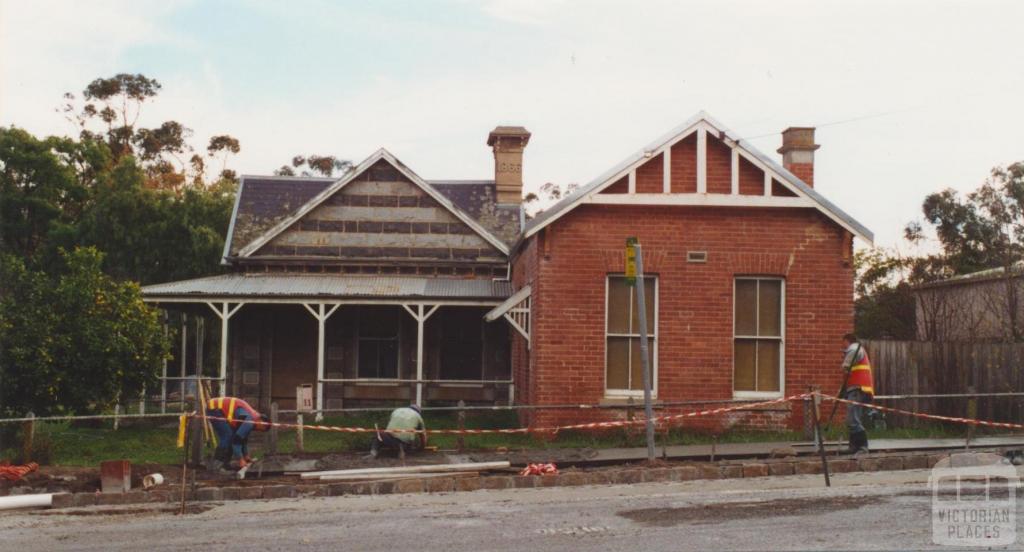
[{"xmin": 1, "ymin": 469, "xmax": 1021, "ymax": 551}]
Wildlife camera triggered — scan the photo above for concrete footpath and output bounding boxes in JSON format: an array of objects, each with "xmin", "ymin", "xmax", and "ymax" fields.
[{"xmin": 3, "ymin": 468, "xmax": 1021, "ymax": 551}]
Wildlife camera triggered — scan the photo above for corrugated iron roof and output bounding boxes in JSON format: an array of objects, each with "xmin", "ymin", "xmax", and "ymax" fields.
[{"xmin": 141, "ymin": 274, "xmax": 513, "ymax": 300}]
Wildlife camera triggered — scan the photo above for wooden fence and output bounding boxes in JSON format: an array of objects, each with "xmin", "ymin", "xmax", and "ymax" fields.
[{"xmin": 862, "ymin": 340, "xmax": 1024, "ymax": 428}]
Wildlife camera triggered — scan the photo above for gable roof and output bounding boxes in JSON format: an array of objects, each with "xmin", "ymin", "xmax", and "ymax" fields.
[
  {"xmin": 222, "ymin": 175, "xmax": 335, "ymax": 260},
  {"xmin": 429, "ymin": 180, "xmax": 521, "ymax": 246},
  {"xmin": 522, "ymin": 111, "xmax": 873, "ymax": 244},
  {"xmin": 232, "ymin": 149, "xmax": 512, "ymax": 259}
]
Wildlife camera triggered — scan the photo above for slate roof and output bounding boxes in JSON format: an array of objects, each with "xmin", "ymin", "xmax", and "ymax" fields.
[
  {"xmin": 224, "ymin": 176, "xmax": 334, "ymax": 257},
  {"xmin": 429, "ymin": 180, "xmax": 521, "ymax": 247},
  {"xmin": 225, "ymin": 174, "xmax": 522, "ymax": 260}
]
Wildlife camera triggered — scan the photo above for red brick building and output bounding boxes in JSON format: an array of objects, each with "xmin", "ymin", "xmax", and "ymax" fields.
[
  {"xmin": 143, "ymin": 112, "xmax": 871, "ymax": 430},
  {"xmin": 490, "ymin": 112, "xmax": 872, "ymax": 429}
]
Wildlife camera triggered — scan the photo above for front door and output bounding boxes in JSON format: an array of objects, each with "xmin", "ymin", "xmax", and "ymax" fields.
[{"xmin": 271, "ymin": 305, "xmax": 317, "ymax": 409}]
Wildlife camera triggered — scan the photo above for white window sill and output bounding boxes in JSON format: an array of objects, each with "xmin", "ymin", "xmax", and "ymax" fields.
[
  {"xmin": 732, "ymin": 391, "xmax": 784, "ymax": 400},
  {"xmin": 603, "ymin": 392, "xmax": 659, "ymax": 402}
]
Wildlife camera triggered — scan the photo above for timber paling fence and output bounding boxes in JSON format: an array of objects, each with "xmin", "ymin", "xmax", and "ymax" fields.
[{"xmin": 864, "ymin": 339, "xmax": 1024, "ymax": 429}]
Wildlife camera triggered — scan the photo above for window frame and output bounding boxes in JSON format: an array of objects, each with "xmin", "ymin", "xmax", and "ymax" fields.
[
  {"xmin": 355, "ymin": 309, "xmax": 401, "ymax": 380},
  {"xmin": 604, "ymin": 274, "xmax": 659, "ymax": 398},
  {"xmin": 732, "ymin": 276, "xmax": 786, "ymax": 399}
]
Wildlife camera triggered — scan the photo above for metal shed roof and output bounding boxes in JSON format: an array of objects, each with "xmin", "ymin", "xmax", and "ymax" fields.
[{"xmin": 141, "ymin": 274, "xmax": 513, "ymax": 301}]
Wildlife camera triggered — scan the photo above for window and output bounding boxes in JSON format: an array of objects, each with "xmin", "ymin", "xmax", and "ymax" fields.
[
  {"xmin": 734, "ymin": 277, "xmax": 784, "ymax": 396},
  {"xmin": 605, "ymin": 276, "xmax": 657, "ymax": 396},
  {"xmin": 439, "ymin": 308, "xmax": 484, "ymax": 380},
  {"xmin": 357, "ymin": 308, "xmax": 399, "ymax": 378}
]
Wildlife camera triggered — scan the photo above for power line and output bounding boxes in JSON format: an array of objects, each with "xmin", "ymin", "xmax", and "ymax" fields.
[{"xmin": 737, "ymin": 106, "xmax": 918, "ymax": 142}]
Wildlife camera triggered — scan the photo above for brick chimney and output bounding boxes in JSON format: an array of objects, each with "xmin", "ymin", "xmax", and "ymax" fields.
[
  {"xmin": 777, "ymin": 127, "xmax": 819, "ymax": 187},
  {"xmin": 487, "ymin": 126, "xmax": 531, "ymax": 204}
]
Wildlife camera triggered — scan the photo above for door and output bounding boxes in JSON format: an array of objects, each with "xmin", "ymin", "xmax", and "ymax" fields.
[{"xmin": 271, "ymin": 305, "xmax": 317, "ymax": 409}]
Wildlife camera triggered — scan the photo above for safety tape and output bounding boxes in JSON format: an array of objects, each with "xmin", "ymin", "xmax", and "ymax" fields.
[
  {"xmin": 192, "ymin": 393, "xmax": 811, "ymax": 436},
  {"xmin": 818, "ymin": 393, "xmax": 1024, "ymax": 430}
]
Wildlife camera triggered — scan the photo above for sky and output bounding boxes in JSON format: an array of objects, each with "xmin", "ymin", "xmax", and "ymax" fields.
[{"xmin": 2, "ymin": 0, "xmax": 1023, "ymax": 249}]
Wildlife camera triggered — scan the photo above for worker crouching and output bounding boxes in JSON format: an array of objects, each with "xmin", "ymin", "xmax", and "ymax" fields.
[
  {"xmin": 206, "ymin": 397, "xmax": 271, "ymax": 470},
  {"xmin": 371, "ymin": 404, "xmax": 426, "ymax": 459}
]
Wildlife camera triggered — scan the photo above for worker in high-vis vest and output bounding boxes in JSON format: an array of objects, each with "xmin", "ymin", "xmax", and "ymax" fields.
[
  {"xmin": 841, "ymin": 333, "xmax": 874, "ymax": 455},
  {"xmin": 371, "ymin": 404, "xmax": 426, "ymax": 459},
  {"xmin": 206, "ymin": 397, "xmax": 270, "ymax": 469}
]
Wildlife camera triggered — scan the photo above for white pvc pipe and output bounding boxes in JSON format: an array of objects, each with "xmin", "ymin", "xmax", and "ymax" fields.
[
  {"xmin": 0, "ymin": 493, "xmax": 53, "ymax": 510},
  {"xmin": 143, "ymin": 473, "xmax": 164, "ymax": 489}
]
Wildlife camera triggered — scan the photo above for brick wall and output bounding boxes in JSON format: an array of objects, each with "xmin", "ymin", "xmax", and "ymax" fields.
[
  {"xmin": 635, "ymin": 152, "xmax": 664, "ymax": 193},
  {"xmin": 670, "ymin": 135, "xmax": 697, "ymax": 193},
  {"xmin": 511, "ymin": 235, "xmax": 540, "ymax": 413},
  {"xmin": 706, "ymin": 134, "xmax": 732, "ymax": 194},
  {"xmin": 513, "ymin": 204, "xmax": 853, "ymax": 430}
]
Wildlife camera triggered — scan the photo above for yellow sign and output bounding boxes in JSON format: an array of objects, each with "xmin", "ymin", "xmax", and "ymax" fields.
[{"xmin": 625, "ymin": 237, "xmax": 638, "ymax": 285}]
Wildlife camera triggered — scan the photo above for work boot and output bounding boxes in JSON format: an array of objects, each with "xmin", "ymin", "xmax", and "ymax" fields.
[{"xmin": 850, "ymin": 431, "xmax": 869, "ymax": 456}]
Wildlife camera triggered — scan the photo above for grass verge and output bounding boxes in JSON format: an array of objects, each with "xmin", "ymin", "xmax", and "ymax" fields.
[{"xmin": 0, "ymin": 409, "xmax": 980, "ymax": 467}]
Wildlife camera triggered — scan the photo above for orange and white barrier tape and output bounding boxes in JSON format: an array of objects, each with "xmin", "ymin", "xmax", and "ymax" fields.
[
  {"xmin": 521, "ymin": 463, "xmax": 558, "ymax": 476},
  {"xmin": 0, "ymin": 462, "xmax": 39, "ymax": 481},
  {"xmin": 819, "ymin": 392, "xmax": 1024, "ymax": 430},
  {"xmin": 191, "ymin": 393, "xmax": 811, "ymax": 437}
]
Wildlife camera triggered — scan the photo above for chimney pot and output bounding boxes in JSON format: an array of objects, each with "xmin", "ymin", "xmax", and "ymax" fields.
[
  {"xmin": 777, "ymin": 127, "xmax": 819, "ymax": 187},
  {"xmin": 488, "ymin": 126, "xmax": 531, "ymax": 204}
]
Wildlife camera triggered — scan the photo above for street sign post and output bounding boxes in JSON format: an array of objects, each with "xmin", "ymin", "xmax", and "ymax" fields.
[{"xmin": 627, "ymin": 237, "xmax": 656, "ymax": 461}]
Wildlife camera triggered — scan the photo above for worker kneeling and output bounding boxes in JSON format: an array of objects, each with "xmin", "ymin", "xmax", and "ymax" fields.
[
  {"xmin": 206, "ymin": 397, "xmax": 270, "ymax": 470},
  {"xmin": 371, "ymin": 404, "xmax": 426, "ymax": 459}
]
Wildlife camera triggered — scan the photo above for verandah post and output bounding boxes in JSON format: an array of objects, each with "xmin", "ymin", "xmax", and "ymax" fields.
[{"xmin": 268, "ymin": 402, "xmax": 279, "ymax": 454}]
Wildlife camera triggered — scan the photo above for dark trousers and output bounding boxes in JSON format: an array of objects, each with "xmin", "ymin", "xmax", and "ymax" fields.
[
  {"xmin": 207, "ymin": 408, "xmax": 254, "ymax": 462},
  {"xmin": 371, "ymin": 432, "xmax": 414, "ymax": 455}
]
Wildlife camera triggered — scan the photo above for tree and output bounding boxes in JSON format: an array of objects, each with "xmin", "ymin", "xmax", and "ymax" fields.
[
  {"xmin": 61, "ymin": 74, "xmax": 240, "ymax": 190},
  {"xmin": 523, "ymin": 182, "xmax": 579, "ymax": 217},
  {"xmin": 62, "ymin": 73, "xmax": 162, "ymax": 161},
  {"xmin": 73, "ymin": 157, "xmax": 233, "ymax": 284},
  {"xmin": 276, "ymin": 154, "xmax": 352, "ymax": 177},
  {"xmin": 207, "ymin": 135, "xmax": 241, "ymax": 181},
  {"xmin": 0, "ymin": 127, "xmax": 100, "ymax": 261},
  {"xmin": 852, "ymin": 249, "xmax": 916, "ymax": 339},
  {"xmin": 0, "ymin": 248, "xmax": 169, "ymax": 416},
  {"xmin": 905, "ymin": 162, "xmax": 1024, "ymax": 341}
]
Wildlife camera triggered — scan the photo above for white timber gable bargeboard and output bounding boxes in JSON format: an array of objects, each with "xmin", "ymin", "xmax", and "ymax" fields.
[{"xmin": 523, "ymin": 111, "xmax": 873, "ymax": 244}]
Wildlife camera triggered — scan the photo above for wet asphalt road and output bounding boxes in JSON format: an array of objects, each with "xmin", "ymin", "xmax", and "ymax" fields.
[{"xmin": 1, "ymin": 469, "xmax": 1021, "ymax": 551}]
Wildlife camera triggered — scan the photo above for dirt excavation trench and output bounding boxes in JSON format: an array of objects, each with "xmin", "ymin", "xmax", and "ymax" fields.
[{"xmin": 4, "ymin": 444, "xmax": 1018, "ymax": 501}]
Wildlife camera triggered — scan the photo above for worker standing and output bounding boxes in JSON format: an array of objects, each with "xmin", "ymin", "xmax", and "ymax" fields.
[
  {"xmin": 371, "ymin": 404, "xmax": 426, "ymax": 459},
  {"xmin": 206, "ymin": 396, "xmax": 270, "ymax": 470},
  {"xmin": 841, "ymin": 333, "xmax": 874, "ymax": 455}
]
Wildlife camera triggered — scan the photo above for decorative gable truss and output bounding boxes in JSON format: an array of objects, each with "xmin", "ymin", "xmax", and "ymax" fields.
[
  {"xmin": 524, "ymin": 111, "xmax": 873, "ymax": 244},
  {"xmin": 237, "ymin": 149, "xmax": 511, "ymax": 260},
  {"xmin": 485, "ymin": 285, "xmax": 531, "ymax": 346}
]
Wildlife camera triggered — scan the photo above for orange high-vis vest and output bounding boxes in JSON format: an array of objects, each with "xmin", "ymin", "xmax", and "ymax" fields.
[
  {"xmin": 206, "ymin": 396, "xmax": 262, "ymax": 429},
  {"xmin": 847, "ymin": 351, "xmax": 875, "ymax": 397}
]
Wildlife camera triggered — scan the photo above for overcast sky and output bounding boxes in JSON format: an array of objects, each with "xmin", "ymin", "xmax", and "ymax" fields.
[{"xmin": 2, "ymin": 0, "xmax": 1023, "ymax": 249}]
